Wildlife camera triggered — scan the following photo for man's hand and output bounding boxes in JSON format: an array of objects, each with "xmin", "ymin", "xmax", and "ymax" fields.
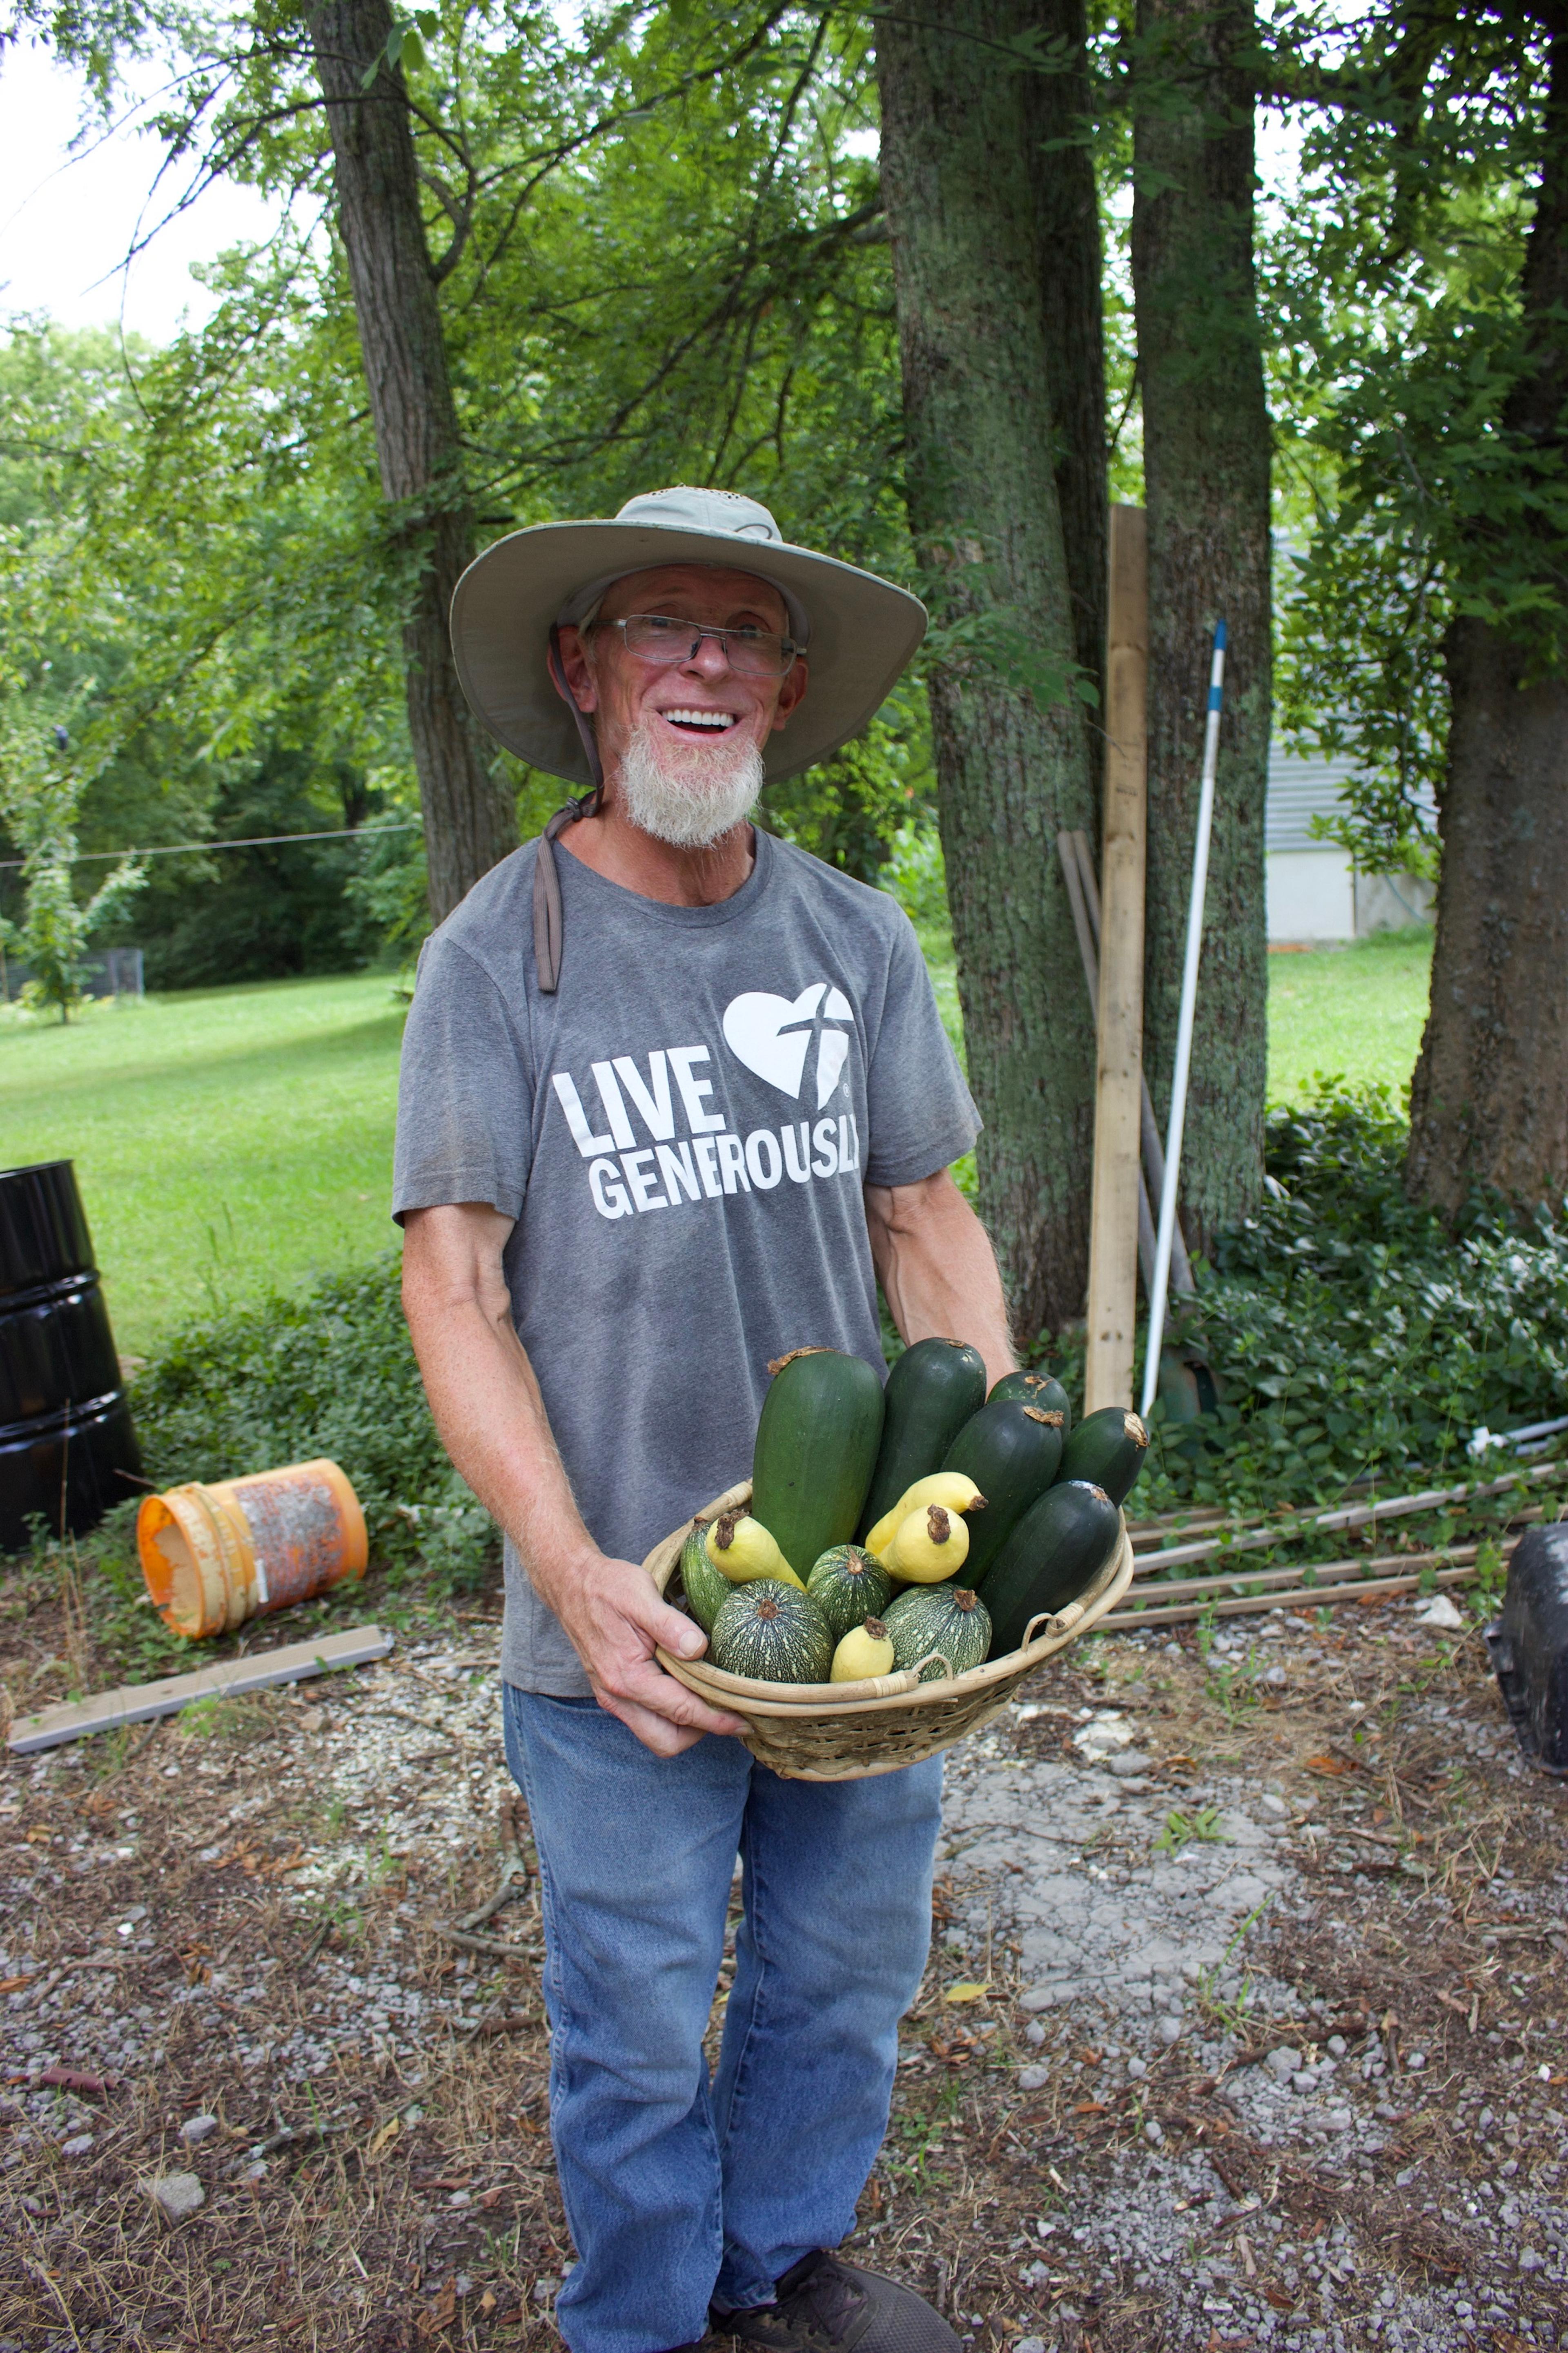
[
  {"xmin": 402, "ymin": 1203, "xmax": 742, "ymax": 1757},
  {"xmin": 549, "ymin": 1545, "xmax": 744, "ymax": 1756}
]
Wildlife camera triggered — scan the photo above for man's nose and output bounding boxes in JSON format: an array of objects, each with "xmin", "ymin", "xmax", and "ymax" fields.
[{"xmin": 679, "ymin": 631, "xmax": 733, "ymax": 680}]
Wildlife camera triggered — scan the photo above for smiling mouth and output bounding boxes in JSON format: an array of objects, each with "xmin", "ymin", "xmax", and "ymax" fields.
[{"xmin": 662, "ymin": 708, "xmax": 739, "ymax": 733}]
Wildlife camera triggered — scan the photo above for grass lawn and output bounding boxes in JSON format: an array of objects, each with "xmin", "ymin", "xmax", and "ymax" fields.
[
  {"xmin": 1266, "ymin": 927, "xmax": 1433, "ymax": 1106},
  {"xmin": 0, "ymin": 924, "xmax": 1435, "ymax": 1355},
  {"xmin": 0, "ymin": 975, "xmax": 406, "ymax": 1353}
]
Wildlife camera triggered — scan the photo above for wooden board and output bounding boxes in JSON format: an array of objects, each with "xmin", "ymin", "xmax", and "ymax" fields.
[
  {"xmin": 1103, "ymin": 1560, "xmax": 1480, "ymax": 1631},
  {"xmin": 1066, "ymin": 827, "xmax": 1193, "ymax": 1300},
  {"xmin": 1126, "ymin": 1457, "xmax": 1567, "ymax": 1574},
  {"xmin": 1084, "ymin": 504, "xmax": 1149, "ymax": 1413},
  {"xmin": 6, "ymin": 1624, "xmax": 396, "ymax": 1754},
  {"xmin": 1116, "ymin": 1537, "xmax": 1509, "ymax": 1608}
]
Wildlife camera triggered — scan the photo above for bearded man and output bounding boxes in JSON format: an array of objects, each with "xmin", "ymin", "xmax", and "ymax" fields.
[{"xmin": 394, "ymin": 488, "xmax": 1016, "ymax": 2353}]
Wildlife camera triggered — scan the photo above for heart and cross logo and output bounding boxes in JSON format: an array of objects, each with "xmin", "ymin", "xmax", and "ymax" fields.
[{"xmin": 722, "ymin": 982, "xmax": 855, "ymax": 1110}]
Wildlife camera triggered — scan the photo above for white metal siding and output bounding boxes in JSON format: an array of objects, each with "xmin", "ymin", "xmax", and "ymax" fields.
[
  {"xmin": 1267, "ymin": 848, "xmax": 1354, "ymax": 941},
  {"xmin": 1265, "ymin": 743, "xmax": 1438, "ymax": 853},
  {"xmin": 1265, "ymin": 746, "xmax": 1359, "ymax": 853}
]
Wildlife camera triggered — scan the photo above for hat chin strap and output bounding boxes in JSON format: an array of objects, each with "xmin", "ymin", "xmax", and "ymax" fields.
[{"xmin": 534, "ymin": 626, "xmax": 605, "ymax": 995}]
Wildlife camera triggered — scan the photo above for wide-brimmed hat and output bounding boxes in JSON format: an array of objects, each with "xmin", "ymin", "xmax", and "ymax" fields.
[{"xmin": 448, "ymin": 485, "xmax": 927, "ymax": 787}]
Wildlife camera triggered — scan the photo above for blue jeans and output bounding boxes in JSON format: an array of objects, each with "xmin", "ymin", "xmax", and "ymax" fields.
[{"xmin": 503, "ymin": 1688, "xmax": 943, "ymax": 2353}]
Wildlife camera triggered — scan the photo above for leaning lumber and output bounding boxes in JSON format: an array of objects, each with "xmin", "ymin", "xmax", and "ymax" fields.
[
  {"xmin": 1123, "ymin": 1524, "xmax": 1552, "ymax": 1608},
  {"xmin": 6, "ymin": 1624, "xmax": 395, "ymax": 1754},
  {"xmin": 1121, "ymin": 1540, "xmax": 1495, "ymax": 1608},
  {"xmin": 1103, "ymin": 1558, "xmax": 1491, "ymax": 1632},
  {"xmin": 1128, "ymin": 1459, "xmax": 1566, "ymax": 1575},
  {"xmin": 1127, "ymin": 1508, "xmax": 1230, "ymax": 1541}
]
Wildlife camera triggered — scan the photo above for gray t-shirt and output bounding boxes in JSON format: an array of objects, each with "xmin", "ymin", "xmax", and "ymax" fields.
[{"xmin": 392, "ymin": 824, "xmax": 979, "ymax": 1694}]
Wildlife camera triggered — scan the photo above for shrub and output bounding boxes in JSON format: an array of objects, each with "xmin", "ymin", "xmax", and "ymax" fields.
[
  {"xmin": 881, "ymin": 820, "xmax": 949, "ymax": 930},
  {"xmin": 132, "ymin": 1253, "xmax": 494, "ymax": 1589},
  {"xmin": 1073, "ymin": 1083, "xmax": 1568, "ymax": 1513}
]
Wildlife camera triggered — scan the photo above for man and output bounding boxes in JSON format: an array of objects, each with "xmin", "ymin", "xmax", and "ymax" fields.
[{"xmin": 395, "ymin": 486, "xmax": 1016, "ymax": 2353}]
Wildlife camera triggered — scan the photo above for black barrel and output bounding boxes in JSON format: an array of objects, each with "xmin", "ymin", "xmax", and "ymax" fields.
[
  {"xmin": 1487, "ymin": 1525, "xmax": 1568, "ymax": 1773},
  {"xmin": 0, "ymin": 1161, "xmax": 142, "ymax": 1550}
]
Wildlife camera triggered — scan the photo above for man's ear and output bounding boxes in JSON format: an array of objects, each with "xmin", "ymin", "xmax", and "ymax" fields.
[
  {"xmin": 771, "ymin": 658, "xmax": 809, "ymax": 733},
  {"xmin": 555, "ymin": 624, "xmax": 599, "ymax": 715}
]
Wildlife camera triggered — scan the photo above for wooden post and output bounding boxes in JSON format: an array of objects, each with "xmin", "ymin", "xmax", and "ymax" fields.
[
  {"xmin": 1067, "ymin": 828, "xmax": 1194, "ymax": 1299},
  {"xmin": 1083, "ymin": 505, "xmax": 1149, "ymax": 1413}
]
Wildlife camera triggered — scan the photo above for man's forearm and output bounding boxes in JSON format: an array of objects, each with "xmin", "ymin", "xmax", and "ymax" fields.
[
  {"xmin": 400, "ymin": 1207, "xmax": 597, "ymax": 1600},
  {"xmin": 865, "ymin": 1170, "xmax": 1015, "ymax": 1391},
  {"xmin": 400, "ymin": 1203, "xmax": 741, "ymax": 1755}
]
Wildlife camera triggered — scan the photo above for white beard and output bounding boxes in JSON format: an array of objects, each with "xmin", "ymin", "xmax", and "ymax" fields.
[{"xmin": 613, "ymin": 722, "xmax": 764, "ymax": 849}]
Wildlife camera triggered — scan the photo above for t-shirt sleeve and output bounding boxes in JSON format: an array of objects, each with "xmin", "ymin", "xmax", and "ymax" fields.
[
  {"xmin": 862, "ymin": 908, "xmax": 980, "ymax": 1187},
  {"xmin": 392, "ymin": 933, "xmax": 535, "ymax": 1223}
]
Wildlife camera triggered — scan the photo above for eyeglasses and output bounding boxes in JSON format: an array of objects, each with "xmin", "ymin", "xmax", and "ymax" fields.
[{"xmin": 595, "ymin": 613, "xmax": 800, "ymax": 679}]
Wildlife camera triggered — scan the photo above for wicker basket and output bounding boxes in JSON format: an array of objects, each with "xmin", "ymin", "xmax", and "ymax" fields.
[{"xmin": 646, "ymin": 1482, "xmax": 1135, "ymax": 1781}]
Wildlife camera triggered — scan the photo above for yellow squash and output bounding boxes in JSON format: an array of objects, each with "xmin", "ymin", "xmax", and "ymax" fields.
[
  {"xmin": 704, "ymin": 1512, "xmax": 805, "ymax": 1591},
  {"xmin": 830, "ymin": 1617, "xmax": 896, "ymax": 1683},
  {"xmin": 864, "ymin": 1473, "xmax": 986, "ymax": 1562},
  {"xmin": 888, "ymin": 1502, "xmax": 971, "ymax": 1584}
]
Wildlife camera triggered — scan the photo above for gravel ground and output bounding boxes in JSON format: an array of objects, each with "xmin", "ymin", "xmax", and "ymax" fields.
[{"xmin": 1, "ymin": 1571, "xmax": 1565, "ymax": 2352}]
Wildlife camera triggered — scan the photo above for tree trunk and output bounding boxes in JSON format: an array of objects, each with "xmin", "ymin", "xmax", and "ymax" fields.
[
  {"xmin": 1406, "ymin": 9, "xmax": 1568, "ymax": 1216},
  {"xmin": 1406, "ymin": 621, "xmax": 1568, "ymax": 1212},
  {"xmin": 878, "ymin": 0, "xmax": 1103, "ymax": 1339},
  {"xmin": 1025, "ymin": 0, "xmax": 1109, "ymax": 703},
  {"xmin": 1131, "ymin": 0, "xmax": 1271, "ymax": 1255},
  {"xmin": 311, "ymin": 0, "xmax": 515, "ymax": 921}
]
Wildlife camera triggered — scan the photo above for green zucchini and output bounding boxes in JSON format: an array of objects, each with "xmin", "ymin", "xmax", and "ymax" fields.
[
  {"xmin": 883, "ymin": 1583, "xmax": 991, "ymax": 1685},
  {"xmin": 709, "ymin": 1579, "xmax": 833, "ymax": 1684},
  {"xmin": 987, "ymin": 1368, "xmax": 1072, "ymax": 1437},
  {"xmin": 677, "ymin": 1518, "xmax": 733, "ymax": 1635},
  {"xmin": 940, "ymin": 1399, "xmax": 1065, "ymax": 1582},
  {"xmin": 977, "ymin": 1479, "xmax": 1121, "ymax": 1658},
  {"xmin": 751, "ymin": 1347, "xmax": 885, "ymax": 1575},
  {"xmin": 1056, "ymin": 1406, "xmax": 1149, "ymax": 1506},
  {"xmin": 806, "ymin": 1544, "xmax": 894, "ymax": 1644},
  {"xmin": 858, "ymin": 1337, "xmax": 987, "ymax": 1539}
]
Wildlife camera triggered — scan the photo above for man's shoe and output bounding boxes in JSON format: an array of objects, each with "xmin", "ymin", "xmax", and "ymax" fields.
[{"xmin": 724, "ymin": 2251, "xmax": 963, "ymax": 2353}]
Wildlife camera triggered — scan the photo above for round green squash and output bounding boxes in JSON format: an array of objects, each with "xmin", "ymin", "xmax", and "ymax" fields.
[
  {"xmin": 709, "ymin": 1579, "xmax": 833, "ymax": 1684},
  {"xmin": 751, "ymin": 1347, "xmax": 886, "ymax": 1577},
  {"xmin": 857, "ymin": 1337, "xmax": 987, "ymax": 1540},
  {"xmin": 988, "ymin": 1368, "xmax": 1072, "ymax": 1437},
  {"xmin": 1056, "ymin": 1406, "xmax": 1149, "ymax": 1506},
  {"xmin": 883, "ymin": 1582, "xmax": 991, "ymax": 1685},
  {"xmin": 677, "ymin": 1517, "xmax": 734, "ymax": 1636},
  {"xmin": 806, "ymin": 1544, "xmax": 894, "ymax": 1644},
  {"xmin": 977, "ymin": 1479, "xmax": 1121, "ymax": 1657}
]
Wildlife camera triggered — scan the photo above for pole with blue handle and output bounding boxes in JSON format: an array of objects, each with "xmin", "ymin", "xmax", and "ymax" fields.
[{"xmin": 1139, "ymin": 619, "xmax": 1226, "ymax": 1422}]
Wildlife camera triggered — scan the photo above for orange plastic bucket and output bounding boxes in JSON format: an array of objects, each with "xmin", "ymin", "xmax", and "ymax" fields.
[{"xmin": 137, "ymin": 1459, "xmax": 368, "ymax": 1639}]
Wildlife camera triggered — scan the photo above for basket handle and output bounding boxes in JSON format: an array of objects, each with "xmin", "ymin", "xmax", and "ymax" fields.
[
  {"xmin": 1022, "ymin": 1600, "xmax": 1086, "ymax": 1647},
  {"xmin": 910, "ymin": 1648, "xmax": 953, "ymax": 1682}
]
